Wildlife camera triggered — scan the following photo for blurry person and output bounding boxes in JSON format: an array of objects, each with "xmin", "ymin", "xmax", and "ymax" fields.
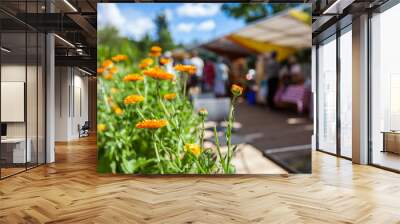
[
  {"xmin": 214, "ymin": 57, "xmax": 229, "ymax": 97},
  {"xmin": 189, "ymin": 50, "xmax": 204, "ymax": 89},
  {"xmin": 163, "ymin": 51, "xmax": 174, "ymax": 74},
  {"xmin": 203, "ymin": 59, "xmax": 216, "ymax": 92},
  {"xmin": 265, "ymin": 51, "xmax": 280, "ymax": 109}
]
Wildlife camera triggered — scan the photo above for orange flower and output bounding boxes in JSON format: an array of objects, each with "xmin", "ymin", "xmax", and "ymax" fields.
[
  {"xmin": 136, "ymin": 119, "xmax": 168, "ymax": 129},
  {"xmin": 184, "ymin": 143, "xmax": 201, "ymax": 157},
  {"xmin": 97, "ymin": 67, "xmax": 105, "ymax": 74},
  {"xmin": 102, "ymin": 60, "xmax": 113, "ymax": 68},
  {"xmin": 160, "ymin": 58, "xmax": 170, "ymax": 65},
  {"xmin": 163, "ymin": 93, "xmax": 176, "ymax": 101},
  {"xmin": 143, "ymin": 68, "xmax": 174, "ymax": 81},
  {"xmin": 231, "ymin": 84, "xmax": 243, "ymax": 96},
  {"xmin": 109, "ymin": 66, "xmax": 118, "ymax": 74},
  {"xmin": 111, "ymin": 54, "xmax": 128, "ymax": 62},
  {"xmin": 139, "ymin": 58, "xmax": 154, "ymax": 69},
  {"xmin": 103, "ymin": 73, "xmax": 113, "ymax": 80},
  {"xmin": 149, "ymin": 46, "xmax": 162, "ymax": 57},
  {"xmin": 174, "ymin": 64, "xmax": 196, "ymax": 75},
  {"xmin": 123, "ymin": 74, "xmax": 144, "ymax": 82},
  {"xmin": 124, "ymin": 95, "xmax": 144, "ymax": 105}
]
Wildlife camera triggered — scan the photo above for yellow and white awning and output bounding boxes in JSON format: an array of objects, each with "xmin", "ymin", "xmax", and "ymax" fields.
[{"xmin": 202, "ymin": 9, "xmax": 311, "ymax": 61}]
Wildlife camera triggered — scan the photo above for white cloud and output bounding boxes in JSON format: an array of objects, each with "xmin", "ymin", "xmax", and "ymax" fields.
[
  {"xmin": 126, "ymin": 18, "xmax": 155, "ymax": 39},
  {"xmin": 197, "ymin": 19, "xmax": 216, "ymax": 31},
  {"xmin": 98, "ymin": 3, "xmax": 125, "ymax": 29},
  {"xmin": 177, "ymin": 22, "xmax": 195, "ymax": 33},
  {"xmin": 98, "ymin": 3, "xmax": 155, "ymax": 40},
  {"xmin": 176, "ymin": 3, "xmax": 220, "ymax": 17},
  {"xmin": 163, "ymin": 8, "xmax": 173, "ymax": 21}
]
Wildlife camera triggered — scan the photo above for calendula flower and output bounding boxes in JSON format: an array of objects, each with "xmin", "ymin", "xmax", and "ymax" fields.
[
  {"xmin": 149, "ymin": 46, "xmax": 162, "ymax": 57},
  {"xmin": 102, "ymin": 60, "xmax": 113, "ymax": 68},
  {"xmin": 184, "ymin": 143, "xmax": 201, "ymax": 157},
  {"xmin": 111, "ymin": 88, "xmax": 118, "ymax": 94},
  {"xmin": 163, "ymin": 93, "xmax": 177, "ymax": 101},
  {"xmin": 114, "ymin": 106, "xmax": 123, "ymax": 115},
  {"xmin": 139, "ymin": 58, "xmax": 154, "ymax": 69},
  {"xmin": 124, "ymin": 95, "xmax": 144, "ymax": 105},
  {"xmin": 174, "ymin": 64, "xmax": 196, "ymax": 75},
  {"xmin": 198, "ymin": 108, "xmax": 208, "ymax": 117},
  {"xmin": 103, "ymin": 73, "xmax": 113, "ymax": 80},
  {"xmin": 160, "ymin": 58, "xmax": 170, "ymax": 65},
  {"xmin": 111, "ymin": 54, "xmax": 128, "ymax": 62},
  {"xmin": 143, "ymin": 68, "xmax": 174, "ymax": 81},
  {"xmin": 97, "ymin": 67, "xmax": 105, "ymax": 74},
  {"xmin": 231, "ymin": 84, "xmax": 243, "ymax": 96},
  {"xmin": 123, "ymin": 74, "xmax": 144, "ymax": 82},
  {"xmin": 136, "ymin": 119, "xmax": 168, "ymax": 129},
  {"xmin": 109, "ymin": 66, "xmax": 118, "ymax": 74},
  {"xmin": 97, "ymin": 124, "xmax": 106, "ymax": 132}
]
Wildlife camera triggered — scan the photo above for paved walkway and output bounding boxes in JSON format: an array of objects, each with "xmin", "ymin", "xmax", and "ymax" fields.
[{"xmin": 234, "ymin": 102, "xmax": 313, "ymax": 173}]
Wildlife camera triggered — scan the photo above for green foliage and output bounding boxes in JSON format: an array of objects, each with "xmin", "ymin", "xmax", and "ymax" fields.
[
  {"xmin": 154, "ymin": 13, "xmax": 175, "ymax": 51},
  {"xmin": 221, "ymin": 3, "xmax": 306, "ymax": 23}
]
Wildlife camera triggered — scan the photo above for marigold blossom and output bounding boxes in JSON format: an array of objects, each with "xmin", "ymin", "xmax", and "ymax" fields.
[
  {"xmin": 109, "ymin": 66, "xmax": 118, "ymax": 74},
  {"xmin": 97, "ymin": 124, "xmax": 106, "ymax": 132},
  {"xmin": 231, "ymin": 84, "xmax": 243, "ymax": 96},
  {"xmin": 163, "ymin": 93, "xmax": 177, "ymax": 101},
  {"xmin": 160, "ymin": 58, "xmax": 170, "ymax": 65},
  {"xmin": 143, "ymin": 68, "xmax": 174, "ymax": 81},
  {"xmin": 135, "ymin": 119, "xmax": 168, "ymax": 129},
  {"xmin": 102, "ymin": 60, "xmax": 113, "ymax": 68},
  {"xmin": 123, "ymin": 74, "xmax": 144, "ymax": 82},
  {"xmin": 124, "ymin": 95, "xmax": 144, "ymax": 105},
  {"xmin": 103, "ymin": 73, "xmax": 113, "ymax": 80},
  {"xmin": 184, "ymin": 143, "xmax": 201, "ymax": 157},
  {"xmin": 149, "ymin": 46, "xmax": 162, "ymax": 57},
  {"xmin": 139, "ymin": 58, "xmax": 154, "ymax": 69},
  {"xmin": 111, "ymin": 54, "xmax": 128, "ymax": 62},
  {"xmin": 198, "ymin": 108, "xmax": 208, "ymax": 117},
  {"xmin": 174, "ymin": 64, "xmax": 196, "ymax": 75},
  {"xmin": 97, "ymin": 67, "xmax": 105, "ymax": 74},
  {"xmin": 114, "ymin": 106, "xmax": 123, "ymax": 115}
]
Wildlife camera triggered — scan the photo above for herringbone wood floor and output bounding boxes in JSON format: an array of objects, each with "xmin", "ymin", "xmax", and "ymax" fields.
[{"xmin": 1, "ymin": 136, "xmax": 400, "ymax": 224}]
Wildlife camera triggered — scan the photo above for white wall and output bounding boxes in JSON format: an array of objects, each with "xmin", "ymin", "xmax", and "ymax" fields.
[{"xmin": 55, "ymin": 67, "xmax": 89, "ymax": 141}]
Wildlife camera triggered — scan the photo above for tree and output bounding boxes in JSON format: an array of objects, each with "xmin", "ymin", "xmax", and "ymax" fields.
[
  {"xmin": 221, "ymin": 3, "xmax": 302, "ymax": 23},
  {"xmin": 154, "ymin": 13, "xmax": 174, "ymax": 51}
]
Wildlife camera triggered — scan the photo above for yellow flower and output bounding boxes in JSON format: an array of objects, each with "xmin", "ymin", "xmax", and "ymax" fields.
[
  {"xmin": 111, "ymin": 88, "xmax": 118, "ymax": 94},
  {"xmin": 231, "ymin": 84, "xmax": 243, "ymax": 96},
  {"xmin": 97, "ymin": 124, "xmax": 106, "ymax": 132},
  {"xmin": 149, "ymin": 46, "xmax": 162, "ymax": 57},
  {"xmin": 97, "ymin": 67, "xmax": 105, "ymax": 74},
  {"xmin": 160, "ymin": 58, "xmax": 170, "ymax": 65},
  {"xmin": 109, "ymin": 66, "xmax": 118, "ymax": 74},
  {"xmin": 198, "ymin": 108, "xmax": 208, "ymax": 117},
  {"xmin": 143, "ymin": 68, "xmax": 174, "ymax": 81},
  {"xmin": 139, "ymin": 58, "xmax": 154, "ymax": 69},
  {"xmin": 102, "ymin": 60, "xmax": 113, "ymax": 68},
  {"xmin": 114, "ymin": 107, "xmax": 123, "ymax": 115},
  {"xmin": 123, "ymin": 74, "xmax": 144, "ymax": 82},
  {"xmin": 184, "ymin": 144, "xmax": 201, "ymax": 157},
  {"xmin": 163, "ymin": 93, "xmax": 176, "ymax": 101},
  {"xmin": 174, "ymin": 64, "xmax": 196, "ymax": 75},
  {"xmin": 103, "ymin": 73, "xmax": 113, "ymax": 80},
  {"xmin": 124, "ymin": 95, "xmax": 144, "ymax": 105},
  {"xmin": 136, "ymin": 119, "xmax": 168, "ymax": 129},
  {"xmin": 111, "ymin": 54, "xmax": 128, "ymax": 62}
]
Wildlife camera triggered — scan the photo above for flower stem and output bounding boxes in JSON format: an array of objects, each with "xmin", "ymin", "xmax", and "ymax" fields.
[{"xmin": 152, "ymin": 132, "xmax": 164, "ymax": 174}]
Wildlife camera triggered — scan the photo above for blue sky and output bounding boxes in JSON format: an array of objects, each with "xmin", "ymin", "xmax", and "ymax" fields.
[{"xmin": 98, "ymin": 3, "xmax": 247, "ymax": 45}]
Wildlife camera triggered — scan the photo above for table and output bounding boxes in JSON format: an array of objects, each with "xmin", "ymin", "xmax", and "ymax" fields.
[
  {"xmin": 1, "ymin": 138, "xmax": 31, "ymax": 163},
  {"xmin": 382, "ymin": 131, "xmax": 400, "ymax": 154}
]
